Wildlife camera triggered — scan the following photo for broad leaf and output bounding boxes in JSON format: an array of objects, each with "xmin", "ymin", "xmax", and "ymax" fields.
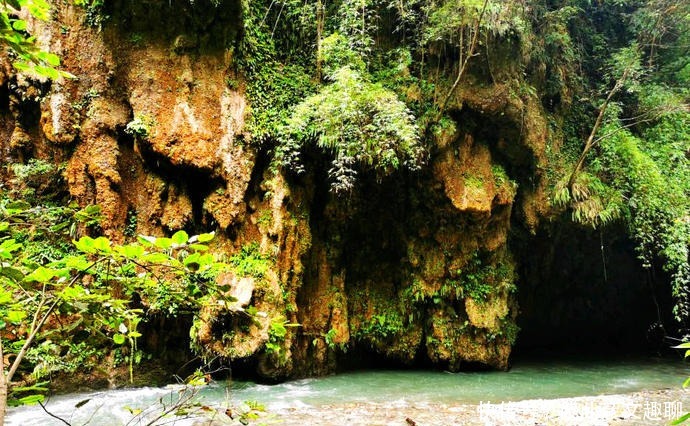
[{"xmin": 171, "ymin": 230, "xmax": 189, "ymax": 245}]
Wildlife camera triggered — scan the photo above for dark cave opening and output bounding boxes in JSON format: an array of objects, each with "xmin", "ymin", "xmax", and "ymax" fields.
[
  {"xmin": 283, "ymin": 129, "xmax": 674, "ymax": 377},
  {"xmin": 512, "ymin": 219, "xmax": 674, "ymax": 359}
]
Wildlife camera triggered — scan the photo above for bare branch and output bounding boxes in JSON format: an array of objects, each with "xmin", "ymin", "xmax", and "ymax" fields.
[
  {"xmin": 38, "ymin": 400, "xmax": 71, "ymax": 426},
  {"xmin": 436, "ymin": 0, "xmax": 490, "ymax": 119}
]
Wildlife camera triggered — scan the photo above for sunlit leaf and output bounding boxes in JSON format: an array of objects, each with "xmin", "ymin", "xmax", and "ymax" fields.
[
  {"xmin": 14, "ymin": 394, "xmax": 45, "ymax": 406},
  {"xmin": 11, "ymin": 19, "xmax": 26, "ymax": 31},
  {"xmin": 171, "ymin": 230, "xmax": 189, "ymax": 245},
  {"xmin": 6, "ymin": 310, "xmax": 26, "ymax": 324},
  {"xmin": 116, "ymin": 244, "xmax": 145, "ymax": 259},
  {"xmin": 197, "ymin": 232, "xmax": 215, "ymax": 243},
  {"xmin": 24, "ymin": 266, "xmax": 57, "ymax": 283},
  {"xmin": 671, "ymin": 413, "xmax": 690, "ymax": 425},
  {"xmin": 74, "ymin": 236, "xmax": 96, "ymax": 253},
  {"xmin": 154, "ymin": 237, "xmax": 172, "ymax": 250}
]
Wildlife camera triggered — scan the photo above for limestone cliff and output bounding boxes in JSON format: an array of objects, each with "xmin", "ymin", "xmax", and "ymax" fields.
[{"xmin": 0, "ymin": 0, "xmax": 629, "ymax": 382}]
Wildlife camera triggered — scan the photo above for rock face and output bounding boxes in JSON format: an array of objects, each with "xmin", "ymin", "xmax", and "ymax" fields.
[{"xmin": 0, "ymin": 2, "xmax": 555, "ymax": 380}]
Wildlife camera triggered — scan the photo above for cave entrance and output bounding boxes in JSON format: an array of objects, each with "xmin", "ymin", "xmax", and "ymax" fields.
[{"xmin": 512, "ymin": 219, "xmax": 672, "ymax": 359}]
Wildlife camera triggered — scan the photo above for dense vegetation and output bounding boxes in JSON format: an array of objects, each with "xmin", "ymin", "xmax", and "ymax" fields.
[
  {"xmin": 0, "ymin": 0, "xmax": 689, "ymax": 423},
  {"xmin": 235, "ymin": 0, "xmax": 690, "ymax": 322}
]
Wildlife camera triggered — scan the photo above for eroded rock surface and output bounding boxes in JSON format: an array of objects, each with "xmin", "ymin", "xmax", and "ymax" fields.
[{"xmin": 0, "ymin": 1, "xmax": 555, "ymax": 380}]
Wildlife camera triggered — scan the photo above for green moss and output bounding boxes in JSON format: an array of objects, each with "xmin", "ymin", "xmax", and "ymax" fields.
[
  {"xmin": 125, "ymin": 115, "xmax": 154, "ymax": 139},
  {"xmin": 355, "ymin": 312, "xmax": 405, "ymax": 341},
  {"xmin": 230, "ymin": 242, "xmax": 273, "ymax": 279},
  {"xmin": 257, "ymin": 209, "xmax": 273, "ymax": 229},
  {"xmin": 464, "ymin": 174, "xmax": 485, "ymax": 189}
]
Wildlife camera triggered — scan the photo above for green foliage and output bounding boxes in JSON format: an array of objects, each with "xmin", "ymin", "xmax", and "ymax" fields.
[
  {"xmin": 73, "ymin": 0, "xmax": 106, "ymax": 28},
  {"xmin": 125, "ymin": 114, "xmax": 154, "ymax": 139},
  {"xmin": 596, "ymin": 119, "xmax": 690, "ymax": 320},
  {"xmin": 26, "ymin": 341, "xmax": 102, "ymax": 380},
  {"xmin": 548, "ymin": 0, "xmax": 690, "ymax": 326},
  {"xmin": 230, "ymin": 242, "xmax": 273, "ymax": 279},
  {"xmin": 0, "ymin": 193, "xmax": 228, "ymax": 408},
  {"xmin": 280, "ymin": 66, "xmax": 425, "ymax": 193},
  {"xmin": 463, "ymin": 173, "xmax": 484, "ymax": 189},
  {"xmin": 552, "ymin": 171, "xmax": 623, "ymax": 227},
  {"xmin": 11, "ymin": 159, "xmax": 57, "ymax": 182},
  {"xmin": 463, "ymin": 274, "xmax": 492, "ymax": 302},
  {"xmin": 356, "ymin": 311, "xmax": 404, "ymax": 341},
  {"xmin": 424, "ymin": 0, "xmax": 528, "ymax": 44},
  {"xmin": 236, "ymin": 0, "xmax": 316, "ymax": 142},
  {"xmin": 321, "ymin": 32, "xmax": 366, "ymax": 76},
  {"xmin": 265, "ymin": 316, "xmax": 298, "ymax": 360},
  {"xmin": 320, "ymin": 328, "xmax": 345, "ymax": 351},
  {"xmin": 123, "ymin": 208, "xmax": 138, "ymax": 237},
  {"xmin": 0, "ymin": 0, "xmax": 72, "ymax": 79},
  {"xmin": 10, "ymin": 159, "xmax": 65, "ymax": 202},
  {"xmin": 337, "ymin": 0, "xmax": 379, "ymax": 56}
]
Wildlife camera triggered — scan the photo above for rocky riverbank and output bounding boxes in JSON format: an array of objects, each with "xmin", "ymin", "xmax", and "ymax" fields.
[{"xmin": 261, "ymin": 388, "xmax": 690, "ymax": 426}]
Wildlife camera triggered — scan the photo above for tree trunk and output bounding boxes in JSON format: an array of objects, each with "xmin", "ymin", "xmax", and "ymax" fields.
[
  {"xmin": 316, "ymin": 0, "xmax": 324, "ymax": 81},
  {"xmin": 0, "ymin": 377, "xmax": 6, "ymax": 426},
  {"xmin": 0, "ymin": 339, "xmax": 7, "ymax": 426}
]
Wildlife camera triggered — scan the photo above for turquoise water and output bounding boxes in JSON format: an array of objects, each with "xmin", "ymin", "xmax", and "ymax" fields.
[
  {"xmin": 6, "ymin": 357, "xmax": 689, "ymax": 425},
  {"xmin": 216, "ymin": 357, "xmax": 689, "ymax": 408}
]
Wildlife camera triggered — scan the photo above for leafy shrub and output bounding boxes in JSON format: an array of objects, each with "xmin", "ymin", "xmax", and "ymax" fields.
[
  {"xmin": 280, "ymin": 66, "xmax": 425, "ymax": 193},
  {"xmin": 230, "ymin": 242, "xmax": 273, "ymax": 279}
]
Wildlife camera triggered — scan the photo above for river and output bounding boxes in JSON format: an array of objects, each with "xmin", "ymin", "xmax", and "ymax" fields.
[{"xmin": 6, "ymin": 356, "xmax": 689, "ymax": 425}]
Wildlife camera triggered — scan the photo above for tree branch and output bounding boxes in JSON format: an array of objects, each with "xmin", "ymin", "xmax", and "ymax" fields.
[
  {"xmin": 566, "ymin": 65, "xmax": 633, "ymax": 191},
  {"xmin": 436, "ymin": 0, "xmax": 490, "ymax": 119}
]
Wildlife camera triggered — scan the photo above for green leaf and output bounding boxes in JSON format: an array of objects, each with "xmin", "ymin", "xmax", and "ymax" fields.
[
  {"xmin": 0, "ymin": 267, "xmax": 24, "ymax": 282},
  {"xmin": 183, "ymin": 252, "xmax": 200, "ymax": 267},
  {"xmin": 14, "ymin": 394, "xmax": 45, "ymax": 406},
  {"xmin": 65, "ymin": 255, "xmax": 91, "ymax": 271},
  {"xmin": 34, "ymin": 65, "xmax": 60, "ymax": 80},
  {"xmin": 24, "ymin": 266, "xmax": 57, "ymax": 283},
  {"xmin": 5, "ymin": 200, "xmax": 30, "ymax": 211},
  {"xmin": 197, "ymin": 232, "xmax": 215, "ymax": 243},
  {"xmin": 188, "ymin": 244, "xmax": 209, "ymax": 252},
  {"xmin": 141, "ymin": 253, "xmax": 169, "ymax": 264},
  {"xmin": 59, "ymin": 285, "xmax": 88, "ymax": 300},
  {"xmin": 137, "ymin": 235, "xmax": 156, "ymax": 246},
  {"xmin": 0, "ymin": 222, "xmax": 9, "ymax": 232},
  {"xmin": 171, "ymin": 230, "xmax": 189, "ymax": 245},
  {"xmin": 154, "ymin": 237, "xmax": 172, "ymax": 250},
  {"xmin": 5, "ymin": 0, "xmax": 22, "ymax": 11},
  {"xmin": 124, "ymin": 406, "xmax": 143, "ymax": 415},
  {"xmin": 116, "ymin": 244, "xmax": 145, "ymax": 259},
  {"xmin": 6, "ymin": 310, "xmax": 26, "ymax": 324},
  {"xmin": 0, "ymin": 288, "xmax": 12, "ymax": 305},
  {"xmin": 11, "ymin": 19, "xmax": 27, "ymax": 31},
  {"xmin": 671, "ymin": 412, "xmax": 690, "ymax": 425},
  {"xmin": 11, "ymin": 382, "xmax": 50, "ymax": 393},
  {"xmin": 198, "ymin": 253, "xmax": 214, "ymax": 267},
  {"xmin": 0, "ymin": 239, "xmax": 21, "ymax": 257},
  {"xmin": 113, "ymin": 334, "xmax": 126, "ymax": 345},
  {"xmin": 74, "ymin": 236, "xmax": 96, "ymax": 253},
  {"xmin": 37, "ymin": 51, "xmax": 60, "ymax": 67},
  {"xmin": 75, "ymin": 399, "xmax": 91, "ymax": 408},
  {"xmin": 92, "ymin": 236, "xmax": 112, "ymax": 253}
]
